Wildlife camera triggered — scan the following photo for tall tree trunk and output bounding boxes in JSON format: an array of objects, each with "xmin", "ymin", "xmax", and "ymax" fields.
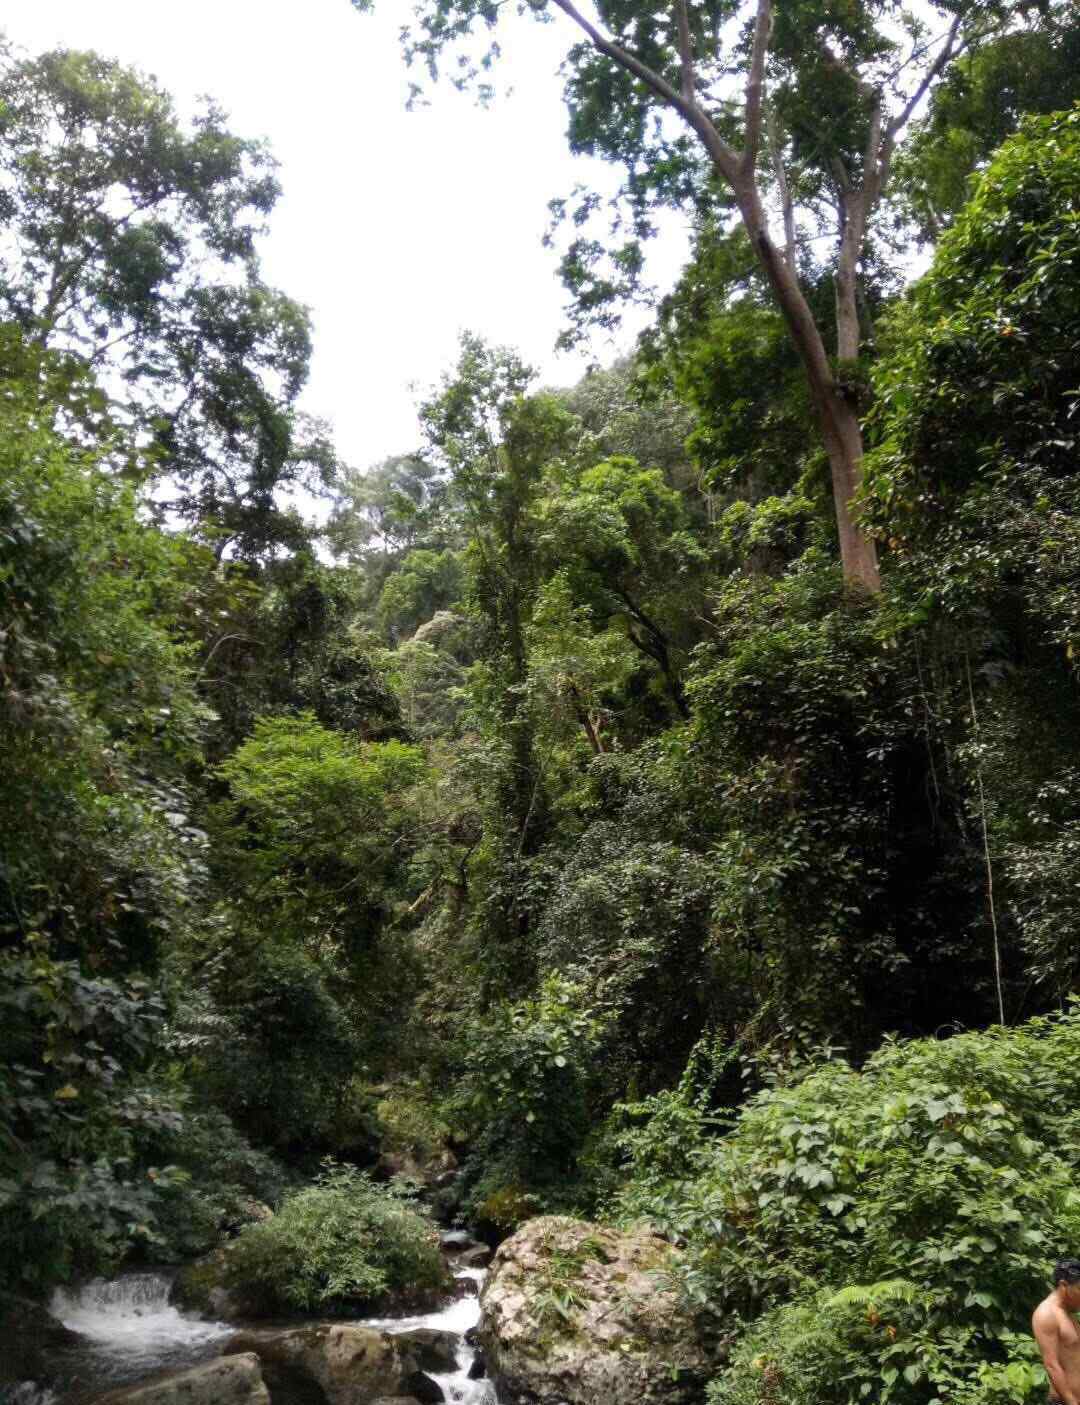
[
  {"xmin": 835, "ymin": 202, "xmax": 863, "ymax": 364},
  {"xmin": 737, "ymin": 181, "xmax": 881, "ymax": 593},
  {"xmin": 551, "ymin": 0, "xmax": 971, "ymax": 595}
]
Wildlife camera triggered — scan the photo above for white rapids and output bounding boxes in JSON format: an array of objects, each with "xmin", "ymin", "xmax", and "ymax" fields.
[
  {"xmin": 46, "ymin": 1267, "xmax": 496, "ymax": 1404},
  {"xmin": 356, "ymin": 1271, "xmax": 496, "ymax": 1405},
  {"xmin": 50, "ymin": 1272, "xmax": 232, "ymax": 1380},
  {"xmin": 51, "ymin": 1275, "xmax": 233, "ymax": 1371}
]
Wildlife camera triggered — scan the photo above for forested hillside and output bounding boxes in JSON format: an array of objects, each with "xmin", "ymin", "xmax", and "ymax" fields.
[{"xmin": 4, "ymin": 6, "xmax": 1080, "ymax": 1405}]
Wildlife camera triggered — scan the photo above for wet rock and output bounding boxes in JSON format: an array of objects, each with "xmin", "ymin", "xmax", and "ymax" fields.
[
  {"xmin": 226, "ymin": 1325, "xmax": 421, "ymax": 1405},
  {"xmin": 0, "ymin": 1293, "xmax": 85, "ymax": 1389},
  {"xmin": 453, "ymin": 1245, "xmax": 491, "ymax": 1269},
  {"xmin": 438, "ymin": 1231, "xmax": 475, "ymax": 1251},
  {"xmin": 451, "ymin": 1275, "xmax": 480, "ymax": 1300},
  {"xmin": 392, "ymin": 1330, "xmax": 458, "ymax": 1374},
  {"xmin": 89, "ymin": 1353, "xmax": 269, "ymax": 1405},
  {"xmin": 169, "ymin": 1251, "xmax": 264, "ymax": 1322},
  {"xmin": 400, "ymin": 1372, "xmax": 443, "ymax": 1404},
  {"xmin": 370, "ymin": 1399, "xmax": 423, "ymax": 1405},
  {"xmin": 479, "ymin": 1216, "xmax": 713, "ymax": 1405},
  {"xmin": 378, "ymin": 1148, "xmax": 457, "ymax": 1188},
  {"xmin": 467, "ymin": 1352, "xmax": 486, "ymax": 1381}
]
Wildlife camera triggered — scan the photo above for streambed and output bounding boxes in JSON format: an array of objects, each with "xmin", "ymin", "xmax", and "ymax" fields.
[{"xmin": 25, "ymin": 1267, "xmax": 494, "ymax": 1405}]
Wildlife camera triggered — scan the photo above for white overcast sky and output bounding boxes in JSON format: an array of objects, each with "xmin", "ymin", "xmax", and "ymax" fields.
[{"xmin": 3, "ymin": 0, "xmax": 691, "ymax": 470}]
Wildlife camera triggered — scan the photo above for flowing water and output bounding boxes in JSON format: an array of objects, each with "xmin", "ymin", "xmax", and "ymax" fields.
[
  {"xmin": 30, "ymin": 1267, "xmax": 495, "ymax": 1404},
  {"xmin": 364, "ymin": 1281, "xmax": 495, "ymax": 1405}
]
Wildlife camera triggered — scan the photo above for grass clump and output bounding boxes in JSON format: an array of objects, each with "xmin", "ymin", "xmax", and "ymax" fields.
[{"xmin": 225, "ymin": 1162, "xmax": 447, "ymax": 1314}]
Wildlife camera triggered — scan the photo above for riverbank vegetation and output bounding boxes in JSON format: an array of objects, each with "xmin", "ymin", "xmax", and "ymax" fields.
[{"xmin": 3, "ymin": 8, "xmax": 1080, "ymax": 1404}]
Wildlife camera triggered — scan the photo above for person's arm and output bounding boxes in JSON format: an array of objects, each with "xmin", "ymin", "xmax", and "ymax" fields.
[{"xmin": 1034, "ymin": 1312, "xmax": 1080, "ymax": 1405}]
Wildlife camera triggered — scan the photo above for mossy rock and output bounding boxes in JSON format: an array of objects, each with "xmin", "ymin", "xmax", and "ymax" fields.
[
  {"xmin": 171, "ymin": 1249, "xmax": 273, "ymax": 1321},
  {"xmin": 0, "ymin": 1292, "xmax": 84, "ymax": 1388},
  {"xmin": 474, "ymin": 1185, "xmax": 542, "ymax": 1244},
  {"xmin": 479, "ymin": 1216, "xmax": 716, "ymax": 1405}
]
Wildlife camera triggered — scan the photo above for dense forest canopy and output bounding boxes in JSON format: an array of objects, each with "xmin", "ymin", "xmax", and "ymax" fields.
[{"xmin": 3, "ymin": 9, "xmax": 1080, "ymax": 1405}]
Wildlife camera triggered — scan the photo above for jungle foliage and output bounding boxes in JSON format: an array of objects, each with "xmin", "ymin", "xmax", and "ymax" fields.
[{"xmin": 3, "ymin": 21, "xmax": 1080, "ymax": 1405}]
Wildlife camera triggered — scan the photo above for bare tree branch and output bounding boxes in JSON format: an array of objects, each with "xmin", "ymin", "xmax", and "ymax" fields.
[
  {"xmin": 885, "ymin": 12, "xmax": 964, "ymax": 144},
  {"xmin": 829, "ymin": 154, "xmax": 854, "ymax": 196},
  {"xmin": 860, "ymin": 89, "xmax": 884, "ymax": 214},
  {"xmin": 549, "ymin": 0, "xmax": 741, "ymax": 180},
  {"xmin": 674, "ymin": 0, "xmax": 697, "ymax": 108},
  {"xmin": 549, "ymin": 0, "xmax": 686, "ymax": 116}
]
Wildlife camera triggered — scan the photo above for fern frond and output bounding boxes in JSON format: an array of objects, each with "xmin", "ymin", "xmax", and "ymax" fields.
[{"xmin": 826, "ymin": 1279, "xmax": 920, "ymax": 1310}]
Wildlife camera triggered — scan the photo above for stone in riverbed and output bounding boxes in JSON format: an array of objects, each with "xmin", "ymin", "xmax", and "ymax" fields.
[
  {"xmin": 391, "ymin": 1329, "xmax": 459, "ymax": 1373},
  {"xmin": 400, "ymin": 1373, "xmax": 444, "ymax": 1405},
  {"xmin": 438, "ymin": 1230, "xmax": 475, "ymax": 1251},
  {"xmin": 169, "ymin": 1250, "xmax": 266, "ymax": 1322},
  {"xmin": 226, "ymin": 1324, "xmax": 436, "ymax": 1405},
  {"xmin": 453, "ymin": 1244, "xmax": 491, "ymax": 1268},
  {"xmin": 479, "ymin": 1216, "xmax": 713, "ymax": 1405},
  {"xmin": 0, "ymin": 1293, "xmax": 86, "ymax": 1388},
  {"xmin": 89, "ymin": 1353, "xmax": 269, "ymax": 1405}
]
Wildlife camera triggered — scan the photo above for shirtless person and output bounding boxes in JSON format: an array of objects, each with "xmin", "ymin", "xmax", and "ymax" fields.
[{"xmin": 1033, "ymin": 1259, "xmax": 1080, "ymax": 1405}]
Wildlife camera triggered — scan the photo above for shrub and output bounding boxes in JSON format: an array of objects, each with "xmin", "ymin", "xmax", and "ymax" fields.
[
  {"xmin": 622, "ymin": 1013, "xmax": 1080, "ymax": 1405},
  {"xmin": 224, "ymin": 1163, "xmax": 447, "ymax": 1314},
  {"xmin": 375, "ymin": 1086, "xmax": 452, "ymax": 1169},
  {"xmin": 136, "ymin": 1105, "xmax": 290, "ymax": 1260},
  {"xmin": 457, "ymin": 975, "xmax": 605, "ymax": 1200}
]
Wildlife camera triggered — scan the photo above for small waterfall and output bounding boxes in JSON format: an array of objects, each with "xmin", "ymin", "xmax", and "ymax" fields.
[
  {"xmin": 39, "ymin": 1266, "xmax": 496, "ymax": 1403},
  {"xmin": 49, "ymin": 1272, "xmax": 233, "ymax": 1392}
]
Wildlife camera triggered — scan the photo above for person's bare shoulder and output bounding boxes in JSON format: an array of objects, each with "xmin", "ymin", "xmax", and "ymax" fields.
[{"xmin": 1034, "ymin": 1296, "xmax": 1060, "ymax": 1340}]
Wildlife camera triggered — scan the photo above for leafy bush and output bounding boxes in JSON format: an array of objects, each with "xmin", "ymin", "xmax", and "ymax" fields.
[
  {"xmin": 182, "ymin": 947, "xmax": 367, "ymax": 1155},
  {"xmin": 538, "ymin": 825, "xmax": 718, "ymax": 1091},
  {"xmin": 224, "ymin": 1163, "xmax": 446, "ymax": 1314},
  {"xmin": 457, "ymin": 975, "xmax": 605, "ymax": 1207},
  {"xmin": 686, "ymin": 562, "xmax": 992, "ymax": 1050},
  {"xmin": 375, "ymin": 1086, "xmax": 453, "ymax": 1169},
  {"xmin": 622, "ymin": 1013, "xmax": 1080, "ymax": 1405},
  {"xmin": 860, "ymin": 103, "xmax": 1080, "ymax": 1020},
  {"xmin": 0, "ymin": 943, "xmax": 181, "ymax": 1293},
  {"xmin": 135, "ymin": 1105, "xmax": 290, "ymax": 1260}
]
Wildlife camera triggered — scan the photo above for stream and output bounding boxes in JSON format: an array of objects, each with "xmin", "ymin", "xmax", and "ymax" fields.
[{"xmin": 22, "ymin": 1267, "xmax": 495, "ymax": 1405}]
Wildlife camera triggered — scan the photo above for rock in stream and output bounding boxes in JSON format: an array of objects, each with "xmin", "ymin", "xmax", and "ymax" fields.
[{"xmin": 478, "ymin": 1216, "xmax": 712, "ymax": 1405}]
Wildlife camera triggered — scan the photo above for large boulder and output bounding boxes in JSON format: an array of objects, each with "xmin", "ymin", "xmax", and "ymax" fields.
[
  {"xmin": 225, "ymin": 1325, "xmax": 442, "ymax": 1405},
  {"xmin": 478, "ymin": 1216, "xmax": 712, "ymax": 1405},
  {"xmin": 0, "ymin": 1293, "xmax": 85, "ymax": 1390},
  {"xmin": 90, "ymin": 1353, "xmax": 269, "ymax": 1405},
  {"xmin": 170, "ymin": 1250, "xmax": 266, "ymax": 1322}
]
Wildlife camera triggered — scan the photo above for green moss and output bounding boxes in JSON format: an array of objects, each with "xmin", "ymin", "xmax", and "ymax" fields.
[
  {"xmin": 171, "ymin": 1252, "xmax": 230, "ymax": 1314},
  {"xmin": 475, "ymin": 1185, "xmax": 540, "ymax": 1237}
]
